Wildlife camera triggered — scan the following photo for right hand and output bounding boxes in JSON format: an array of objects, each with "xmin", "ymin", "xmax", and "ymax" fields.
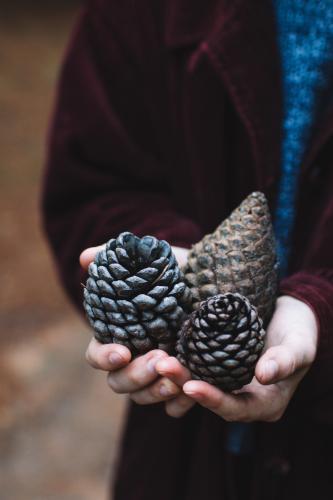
[{"xmin": 81, "ymin": 244, "xmax": 192, "ymax": 408}]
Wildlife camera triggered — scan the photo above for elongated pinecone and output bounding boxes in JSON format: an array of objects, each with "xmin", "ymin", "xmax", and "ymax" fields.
[
  {"xmin": 182, "ymin": 192, "xmax": 278, "ymax": 326},
  {"xmin": 83, "ymin": 232, "xmax": 192, "ymax": 355},
  {"xmin": 176, "ymin": 293, "xmax": 265, "ymax": 392}
]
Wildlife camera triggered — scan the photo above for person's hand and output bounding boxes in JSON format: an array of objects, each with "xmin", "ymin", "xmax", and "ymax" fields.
[
  {"xmin": 80, "ymin": 242, "xmax": 190, "ymax": 404},
  {"xmin": 156, "ymin": 295, "xmax": 318, "ymax": 421}
]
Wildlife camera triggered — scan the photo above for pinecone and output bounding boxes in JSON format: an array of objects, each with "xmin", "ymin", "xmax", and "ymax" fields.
[
  {"xmin": 182, "ymin": 192, "xmax": 278, "ymax": 326},
  {"xmin": 176, "ymin": 293, "xmax": 265, "ymax": 392},
  {"xmin": 83, "ymin": 232, "xmax": 192, "ymax": 355}
]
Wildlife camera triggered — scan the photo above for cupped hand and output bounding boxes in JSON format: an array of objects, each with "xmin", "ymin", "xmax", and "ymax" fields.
[
  {"xmin": 86, "ymin": 338, "xmax": 181, "ymax": 403},
  {"xmin": 81, "ymin": 242, "xmax": 318, "ymax": 421},
  {"xmin": 80, "ymin": 242, "xmax": 190, "ymax": 405},
  {"xmin": 172, "ymin": 295, "xmax": 318, "ymax": 422}
]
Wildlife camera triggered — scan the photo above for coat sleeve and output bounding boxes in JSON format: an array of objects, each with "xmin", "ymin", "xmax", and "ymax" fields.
[
  {"xmin": 279, "ymin": 164, "xmax": 333, "ymax": 423},
  {"xmin": 41, "ymin": 1, "xmax": 203, "ymax": 310}
]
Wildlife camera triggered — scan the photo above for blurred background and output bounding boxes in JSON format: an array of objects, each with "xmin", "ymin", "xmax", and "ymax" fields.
[{"xmin": 0, "ymin": 1, "xmax": 125, "ymax": 499}]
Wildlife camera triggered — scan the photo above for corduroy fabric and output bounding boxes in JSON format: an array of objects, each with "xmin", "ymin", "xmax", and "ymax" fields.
[{"xmin": 41, "ymin": 1, "xmax": 333, "ymax": 498}]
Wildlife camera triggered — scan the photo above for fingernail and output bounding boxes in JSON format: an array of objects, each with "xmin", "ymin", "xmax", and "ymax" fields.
[
  {"xmin": 147, "ymin": 352, "xmax": 166, "ymax": 373},
  {"xmin": 265, "ymin": 359, "xmax": 278, "ymax": 380},
  {"xmin": 155, "ymin": 359, "xmax": 169, "ymax": 372},
  {"xmin": 147, "ymin": 357, "xmax": 159, "ymax": 374},
  {"xmin": 183, "ymin": 382, "xmax": 197, "ymax": 397},
  {"xmin": 183, "ymin": 390, "xmax": 195, "ymax": 396},
  {"xmin": 159, "ymin": 384, "xmax": 171, "ymax": 397},
  {"xmin": 109, "ymin": 353, "xmax": 123, "ymax": 366}
]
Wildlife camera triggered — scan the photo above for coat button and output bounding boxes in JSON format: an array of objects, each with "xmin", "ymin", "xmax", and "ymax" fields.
[{"xmin": 265, "ymin": 457, "xmax": 291, "ymax": 477}]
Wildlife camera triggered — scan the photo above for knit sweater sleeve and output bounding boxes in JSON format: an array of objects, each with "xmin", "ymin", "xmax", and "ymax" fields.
[{"xmin": 41, "ymin": 2, "xmax": 202, "ymax": 311}]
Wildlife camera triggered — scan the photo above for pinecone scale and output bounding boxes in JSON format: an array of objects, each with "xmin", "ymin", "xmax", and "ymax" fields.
[
  {"xmin": 83, "ymin": 232, "xmax": 192, "ymax": 355},
  {"xmin": 182, "ymin": 192, "xmax": 278, "ymax": 326},
  {"xmin": 176, "ymin": 293, "xmax": 266, "ymax": 392}
]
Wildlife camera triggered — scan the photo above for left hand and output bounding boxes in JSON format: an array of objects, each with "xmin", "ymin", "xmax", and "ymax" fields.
[
  {"xmin": 156, "ymin": 295, "xmax": 318, "ymax": 421},
  {"xmin": 80, "ymin": 243, "xmax": 190, "ymax": 405}
]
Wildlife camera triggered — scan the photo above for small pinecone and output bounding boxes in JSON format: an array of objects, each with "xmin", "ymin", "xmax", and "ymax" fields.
[
  {"xmin": 182, "ymin": 192, "xmax": 278, "ymax": 326},
  {"xmin": 176, "ymin": 293, "xmax": 265, "ymax": 392},
  {"xmin": 83, "ymin": 232, "xmax": 192, "ymax": 355}
]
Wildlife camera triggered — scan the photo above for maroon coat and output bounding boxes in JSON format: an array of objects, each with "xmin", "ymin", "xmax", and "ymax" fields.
[{"xmin": 42, "ymin": 1, "xmax": 333, "ymax": 499}]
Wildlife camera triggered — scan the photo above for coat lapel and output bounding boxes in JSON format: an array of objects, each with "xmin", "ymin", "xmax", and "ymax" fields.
[
  {"xmin": 164, "ymin": 0, "xmax": 221, "ymax": 48},
  {"xmin": 165, "ymin": 0, "xmax": 283, "ymax": 190}
]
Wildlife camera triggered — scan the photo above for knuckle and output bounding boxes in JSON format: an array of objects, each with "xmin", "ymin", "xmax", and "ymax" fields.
[
  {"xmin": 159, "ymin": 381, "xmax": 180, "ymax": 399},
  {"xmin": 131, "ymin": 388, "xmax": 160, "ymax": 405},
  {"xmin": 149, "ymin": 384, "xmax": 162, "ymax": 400},
  {"xmin": 165, "ymin": 404, "xmax": 183, "ymax": 418},
  {"xmin": 127, "ymin": 370, "xmax": 141, "ymax": 387}
]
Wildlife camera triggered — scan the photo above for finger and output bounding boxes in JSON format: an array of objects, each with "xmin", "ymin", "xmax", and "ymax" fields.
[
  {"xmin": 255, "ymin": 345, "xmax": 299, "ymax": 385},
  {"xmin": 107, "ymin": 349, "xmax": 168, "ymax": 393},
  {"xmin": 155, "ymin": 357, "xmax": 192, "ymax": 387},
  {"xmin": 130, "ymin": 377, "xmax": 181, "ymax": 405},
  {"xmin": 85, "ymin": 338, "xmax": 131, "ymax": 371},
  {"xmin": 165, "ymin": 394, "xmax": 195, "ymax": 418},
  {"xmin": 172, "ymin": 246, "xmax": 189, "ymax": 268},
  {"xmin": 183, "ymin": 380, "xmax": 253, "ymax": 421},
  {"xmin": 80, "ymin": 244, "xmax": 105, "ymax": 270}
]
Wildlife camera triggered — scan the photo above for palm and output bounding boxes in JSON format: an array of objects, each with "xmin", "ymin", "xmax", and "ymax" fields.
[
  {"xmin": 81, "ymin": 244, "xmax": 318, "ymax": 421},
  {"xmin": 176, "ymin": 295, "xmax": 318, "ymax": 422}
]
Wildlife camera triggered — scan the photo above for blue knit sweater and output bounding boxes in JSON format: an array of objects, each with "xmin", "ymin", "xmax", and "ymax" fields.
[
  {"xmin": 273, "ymin": 0, "xmax": 333, "ymax": 276},
  {"xmin": 226, "ymin": 0, "xmax": 333, "ymax": 456}
]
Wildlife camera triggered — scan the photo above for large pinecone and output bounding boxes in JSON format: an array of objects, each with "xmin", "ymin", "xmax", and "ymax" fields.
[
  {"xmin": 182, "ymin": 192, "xmax": 278, "ymax": 326},
  {"xmin": 83, "ymin": 232, "xmax": 192, "ymax": 355},
  {"xmin": 176, "ymin": 293, "xmax": 265, "ymax": 392}
]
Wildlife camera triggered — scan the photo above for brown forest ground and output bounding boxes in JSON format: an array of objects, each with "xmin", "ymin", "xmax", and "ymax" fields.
[{"xmin": 0, "ymin": 2, "xmax": 125, "ymax": 499}]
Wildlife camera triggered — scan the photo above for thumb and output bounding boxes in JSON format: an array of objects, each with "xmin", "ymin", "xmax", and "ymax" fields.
[
  {"xmin": 255, "ymin": 345, "xmax": 298, "ymax": 385},
  {"xmin": 79, "ymin": 244, "xmax": 105, "ymax": 270}
]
